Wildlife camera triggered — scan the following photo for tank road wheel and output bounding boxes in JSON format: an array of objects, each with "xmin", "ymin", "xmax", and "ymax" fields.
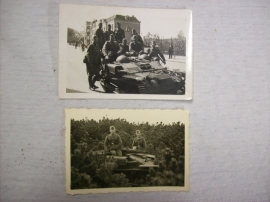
[{"xmin": 129, "ymin": 84, "xmax": 146, "ymax": 94}]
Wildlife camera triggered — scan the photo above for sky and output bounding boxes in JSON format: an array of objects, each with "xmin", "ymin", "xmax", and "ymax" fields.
[{"xmin": 60, "ymin": 4, "xmax": 191, "ymax": 39}]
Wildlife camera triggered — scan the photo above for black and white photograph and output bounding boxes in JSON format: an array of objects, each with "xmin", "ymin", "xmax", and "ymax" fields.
[
  {"xmin": 59, "ymin": 4, "xmax": 192, "ymax": 100},
  {"xmin": 65, "ymin": 109, "xmax": 189, "ymax": 194}
]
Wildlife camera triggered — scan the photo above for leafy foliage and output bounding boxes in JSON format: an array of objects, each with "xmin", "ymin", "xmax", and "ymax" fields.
[
  {"xmin": 70, "ymin": 117, "xmax": 185, "ymax": 189},
  {"xmin": 143, "ymin": 31, "xmax": 186, "ymax": 56}
]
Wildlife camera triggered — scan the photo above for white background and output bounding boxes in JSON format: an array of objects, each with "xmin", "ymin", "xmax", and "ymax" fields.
[{"xmin": 0, "ymin": 0, "xmax": 269, "ymax": 201}]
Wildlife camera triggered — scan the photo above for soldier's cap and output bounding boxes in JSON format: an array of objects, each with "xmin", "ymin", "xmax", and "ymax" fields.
[
  {"xmin": 108, "ymin": 24, "xmax": 111, "ymax": 27},
  {"xmin": 132, "ymin": 29, "xmax": 136, "ymax": 33},
  {"xmin": 98, "ymin": 22, "xmax": 102, "ymax": 26},
  {"xmin": 117, "ymin": 22, "xmax": 121, "ymax": 25},
  {"xmin": 122, "ymin": 38, "xmax": 127, "ymax": 42}
]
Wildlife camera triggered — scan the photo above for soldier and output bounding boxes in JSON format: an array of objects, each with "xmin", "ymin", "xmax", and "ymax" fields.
[
  {"xmin": 104, "ymin": 24, "xmax": 114, "ymax": 41},
  {"xmin": 114, "ymin": 22, "xmax": 125, "ymax": 43},
  {"xmin": 85, "ymin": 35, "xmax": 101, "ymax": 90},
  {"xmin": 95, "ymin": 22, "xmax": 105, "ymax": 50},
  {"xmin": 168, "ymin": 45, "xmax": 173, "ymax": 59},
  {"xmin": 132, "ymin": 130, "xmax": 147, "ymax": 152},
  {"xmin": 104, "ymin": 126, "xmax": 122, "ymax": 156},
  {"xmin": 129, "ymin": 35, "xmax": 143, "ymax": 56},
  {"xmin": 131, "ymin": 29, "xmax": 144, "ymax": 47},
  {"xmin": 149, "ymin": 41, "xmax": 166, "ymax": 64},
  {"xmin": 117, "ymin": 38, "xmax": 129, "ymax": 56},
  {"xmin": 102, "ymin": 34, "xmax": 120, "ymax": 63},
  {"xmin": 81, "ymin": 42, "xmax": 85, "ymax": 52}
]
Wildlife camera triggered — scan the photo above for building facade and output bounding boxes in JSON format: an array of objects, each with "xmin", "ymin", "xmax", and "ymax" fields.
[{"xmin": 85, "ymin": 15, "xmax": 140, "ymax": 46}]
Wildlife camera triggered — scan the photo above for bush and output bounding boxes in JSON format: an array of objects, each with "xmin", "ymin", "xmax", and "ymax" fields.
[{"xmin": 70, "ymin": 118, "xmax": 185, "ymax": 188}]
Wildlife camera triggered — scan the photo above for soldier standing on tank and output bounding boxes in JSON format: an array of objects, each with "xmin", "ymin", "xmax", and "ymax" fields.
[
  {"xmin": 95, "ymin": 22, "xmax": 105, "ymax": 50},
  {"xmin": 102, "ymin": 34, "xmax": 120, "ymax": 63},
  {"xmin": 104, "ymin": 126, "xmax": 122, "ymax": 156},
  {"xmin": 129, "ymin": 35, "xmax": 143, "ymax": 56},
  {"xmin": 117, "ymin": 38, "xmax": 129, "ymax": 56},
  {"xmin": 131, "ymin": 29, "xmax": 144, "ymax": 47},
  {"xmin": 85, "ymin": 35, "xmax": 101, "ymax": 90},
  {"xmin": 104, "ymin": 24, "xmax": 114, "ymax": 41},
  {"xmin": 114, "ymin": 22, "xmax": 125, "ymax": 43},
  {"xmin": 149, "ymin": 41, "xmax": 166, "ymax": 64},
  {"xmin": 132, "ymin": 130, "xmax": 147, "ymax": 152}
]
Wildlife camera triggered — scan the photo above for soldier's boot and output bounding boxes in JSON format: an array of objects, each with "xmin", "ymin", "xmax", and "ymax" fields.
[{"xmin": 92, "ymin": 75, "xmax": 99, "ymax": 89}]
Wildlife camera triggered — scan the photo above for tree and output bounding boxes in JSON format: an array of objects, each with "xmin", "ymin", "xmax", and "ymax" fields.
[{"xmin": 70, "ymin": 118, "xmax": 185, "ymax": 188}]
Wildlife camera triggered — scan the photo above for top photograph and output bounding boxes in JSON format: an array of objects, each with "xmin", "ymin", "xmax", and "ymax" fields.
[{"xmin": 59, "ymin": 4, "xmax": 192, "ymax": 100}]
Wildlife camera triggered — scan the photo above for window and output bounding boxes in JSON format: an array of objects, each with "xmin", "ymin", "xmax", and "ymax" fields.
[{"xmin": 126, "ymin": 27, "xmax": 130, "ymax": 32}]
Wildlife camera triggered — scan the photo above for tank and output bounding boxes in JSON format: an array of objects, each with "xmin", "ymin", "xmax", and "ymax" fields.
[
  {"xmin": 100, "ymin": 55, "xmax": 185, "ymax": 94},
  {"xmin": 92, "ymin": 148, "xmax": 158, "ymax": 172}
]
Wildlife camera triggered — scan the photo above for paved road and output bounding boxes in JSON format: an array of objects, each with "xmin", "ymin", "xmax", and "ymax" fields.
[{"xmin": 66, "ymin": 44, "xmax": 186, "ymax": 93}]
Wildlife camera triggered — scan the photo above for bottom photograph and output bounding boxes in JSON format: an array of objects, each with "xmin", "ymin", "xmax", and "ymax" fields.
[{"xmin": 65, "ymin": 109, "xmax": 189, "ymax": 194}]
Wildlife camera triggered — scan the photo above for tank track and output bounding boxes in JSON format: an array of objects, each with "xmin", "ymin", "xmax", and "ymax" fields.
[{"xmin": 137, "ymin": 84, "xmax": 146, "ymax": 94}]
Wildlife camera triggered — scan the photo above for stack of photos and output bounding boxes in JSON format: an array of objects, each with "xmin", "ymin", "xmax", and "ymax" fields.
[
  {"xmin": 65, "ymin": 109, "xmax": 189, "ymax": 194},
  {"xmin": 60, "ymin": 4, "xmax": 192, "ymax": 194}
]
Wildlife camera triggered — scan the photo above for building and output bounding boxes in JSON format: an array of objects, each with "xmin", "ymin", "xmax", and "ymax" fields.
[{"xmin": 84, "ymin": 15, "xmax": 140, "ymax": 45}]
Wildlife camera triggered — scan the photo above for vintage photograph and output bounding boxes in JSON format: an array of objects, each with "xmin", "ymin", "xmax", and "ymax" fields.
[
  {"xmin": 65, "ymin": 109, "xmax": 190, "ymax": 194},
  {"xmin": 59, "ymin": 4, "xmax": 192, "ymax": 100}
]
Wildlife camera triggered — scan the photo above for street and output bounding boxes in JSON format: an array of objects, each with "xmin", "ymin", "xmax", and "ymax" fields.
[{"xmin": 66, "ymin": 44, "xmax": 186, "ymax": 93}]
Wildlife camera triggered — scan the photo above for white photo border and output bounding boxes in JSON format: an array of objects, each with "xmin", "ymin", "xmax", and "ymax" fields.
[
  {"xmin": 59, "ymin": 4, "xmax": 192, "ymax": 100},
  {"xmin": 65, "ymin": 108, "xmax": 190, "ymax": 194}
]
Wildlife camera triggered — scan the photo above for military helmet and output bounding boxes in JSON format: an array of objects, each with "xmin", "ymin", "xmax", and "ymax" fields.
[
  {"xmin": 116, "ymin": 55, "xmax": 130, "ymax": 63},
  {"xmin": 139, "ymin": 54, "xmax": 150, "ymax": 61}
]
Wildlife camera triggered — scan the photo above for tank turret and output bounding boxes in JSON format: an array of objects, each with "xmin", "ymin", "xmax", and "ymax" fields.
[
  {"xmin": 116, "ymin": 55, "xmax": 130, "ymax": 63},
  {"xmin": 139, "ymin": 54, "xmax": 150, "ymax": 61}
]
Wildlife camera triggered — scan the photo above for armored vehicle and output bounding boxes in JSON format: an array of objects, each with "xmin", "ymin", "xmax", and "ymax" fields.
[
  {"xmin": 100, "ymin": 55, "xmax": 185, "ymax": 94},
  {"xmin": 93, "ymin": 148, "xmax": 158, "ymax": 172}
]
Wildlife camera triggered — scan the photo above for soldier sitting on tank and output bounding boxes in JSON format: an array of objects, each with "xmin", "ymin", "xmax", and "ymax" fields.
[
  {"xmin": 129, "ymin": 35, "xmax": 143, "ymax": 56},
  {"xmin": 102, "ymin": 34, "xmax": 120, "ymax": 63},
  {"xmin": 148, "ymin": 41, "xmax": 166, "ymax": 64},
  {"xmin": 131, "ymin": 29, "xmax": 144, "ymax": 47},
  {"xmin": 104, "ymin": 126, "xmax": 122, "ymax": 156},
  {"xmin": 117, "ymin": 38, "xmax": 129, "ymax": 56},
  {"xmin": 132, "ymin": 130, "xmax": 147, "ymax": 152}
]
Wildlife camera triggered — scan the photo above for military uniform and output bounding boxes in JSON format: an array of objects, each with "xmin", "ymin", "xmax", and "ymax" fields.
[
  {"xmin": 168, "ymin": 46, "xmax": 174, "ymax": 59},
  {"xmin": 114, "ymin": 27, "xmax": 125, "ymax": 43},
  {"xmin": 104, "ymin": 133, "xmax": 122, "ymax": 156},
  {"xmin": 118, "ymin": 43, "xmax": 129, "ymax": 55},
  {"xmin": 104, "ymin": 30, "xmax": 114, "ymax": 41},
  {"xmin": 149, "ymin": 45, "xmax": 166, "ymax": 63},
  {"xmin": 102, "ymin": 40, "xmax": 120, "ymax": 63},
  {"xmin": 131, "ymin": 34, "xmax": 144, "ymax": 47},
  {"xmin": 129, "ymin": 42, "xmax": 143, "ymax": 54},
  {"xmin": 95, "ymin": 28, "xmax": 105, "ymax": 50},
  {"xmin": 132, "ymin": 137, "xmax": 147, "ymax": 151},
  {"xmin": 86, "ymin": 42, "xmax": 101, "ymax": 88}
]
